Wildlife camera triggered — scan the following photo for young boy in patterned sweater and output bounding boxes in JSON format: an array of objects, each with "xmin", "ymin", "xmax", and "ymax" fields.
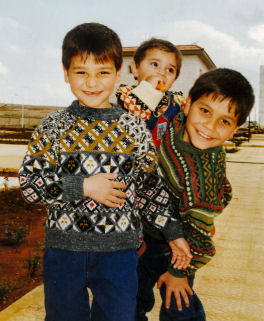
[
  {"xmin": 18, "ymin": 23, "xmax": 191, "ymax": 321},
  {"xmin": 117, "ymin": 43, "xmax": 254, "ymax": 320},
  {"xmin": 116, "ymin": 38, "xmax": 185, "ymax": 148}
]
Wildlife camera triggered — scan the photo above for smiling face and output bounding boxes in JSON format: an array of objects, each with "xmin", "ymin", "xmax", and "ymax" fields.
[
  {"xmin": 183, "ymin": 94, "xmax": 239, "ymax": 150},
  {"xmin": 63, "ymin": 54, "xmax": 121, "ymax": 108},
  {"xmin": 131, "ymin": 48, "xmax": 177, "ymax": 89}
]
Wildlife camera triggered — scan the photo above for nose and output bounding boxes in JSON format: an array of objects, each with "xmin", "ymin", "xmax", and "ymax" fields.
[
  {"xmin": 204, "ymin": 119, "xmax": 217, "ymax": 131},
  {"xmin": 85, "ymin": 75, "xmax": 97, "ymax": 88},
  {"xmin": 157, "ymin": 66, "xmax": 166, "ymax": 76},
  {"xmin": 156, "ymin": 68, "xmax": 166, "ymax": 82}
]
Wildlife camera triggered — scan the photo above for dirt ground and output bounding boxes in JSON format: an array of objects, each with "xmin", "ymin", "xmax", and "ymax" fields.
[{"xmin": 0, "ymin": 188, "xmax": 46, "ymax": 311}]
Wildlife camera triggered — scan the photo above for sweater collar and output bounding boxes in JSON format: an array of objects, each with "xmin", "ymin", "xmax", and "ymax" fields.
[
  {"xmin": 173, "ymin": 112, "xmax": 223, "ymax": 154},
  {"xmin": 66, "ymin": 100, "xmax": 124, "ymax": 121}
]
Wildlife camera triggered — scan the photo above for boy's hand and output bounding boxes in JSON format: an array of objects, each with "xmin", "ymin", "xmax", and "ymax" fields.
[
  {"xmin": 83, "ymin": 173, "xmax": 127, "ymax": 207},
  {"xmin": 169, "ymin": 238, "xmax": 192, "ymax": 269},
  {"xmin": 157, "ymin": 272, "xmax": 193, "ymax": 311}
]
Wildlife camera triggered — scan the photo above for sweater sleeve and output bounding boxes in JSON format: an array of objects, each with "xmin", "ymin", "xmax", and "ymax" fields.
[
  {"xmin": 168, "ymin": 170, "xmax": 233, "ymax": 278},
  {"xmin": 134, "ymin": 119, "xmax": 184, "ymax": 241},
  {"xmin": 167, "ymin": 207, "xmax": 217, "ymax": 277},
  {"xmin": 130, "ymin": 81, "xmax": 163, "ymax": 111},
  {"xmin": 116, "ymin": 84, "xmax": 168, "ymax": 121},
  {"xmin": 19, "ymin": 112, "xmax": 85, "ymax": 205}
]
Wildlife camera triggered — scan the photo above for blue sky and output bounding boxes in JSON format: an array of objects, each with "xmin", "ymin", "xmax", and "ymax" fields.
[{"xmin": 0, "ymin": 0, "xmax": 264, "ymax": 120}]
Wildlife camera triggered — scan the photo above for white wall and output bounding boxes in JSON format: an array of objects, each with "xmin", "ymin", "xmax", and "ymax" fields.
[
  {"xmin": 120, "ymin": 57, "xmax": 135, "ymax": 86},
  {"xmin": 110, "ymin": 56, "xmax": 134, "ymax": 104},
  {"xmin": 173, "ymin": 56, "xmax": 209, "ymax": 96}
]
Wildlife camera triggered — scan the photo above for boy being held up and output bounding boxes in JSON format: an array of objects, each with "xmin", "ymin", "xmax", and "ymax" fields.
[
  {"xmin": 117, "ymin": 38, "xmax": 185, "ymax": 148},
  {"xmin": 19, "ymin": 23, "xmax": 191, "ymax": 321}
]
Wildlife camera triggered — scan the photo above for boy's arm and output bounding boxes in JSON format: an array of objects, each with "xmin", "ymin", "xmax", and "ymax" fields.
[
  {"xmin": 162, "ymin": 207, "xmax": 225, "ymax": 308},
  {"xmin": 19, "ymin": 120, "xmax": 81, "ymax": 205},
  {"xmin": 168, "ymin": 222, "xmax": 215, "ymax": 278},
  {"xmin": 131, "ymin": 80, "xmax": 186, "ymax": 113},
  {"xmin": 134, "ymin": 120, "xmax": 184, "ymax": 242},
  {"xmin": 166, "ymin": 150, "xmax": 232, "ymax": 277},
  {"xmin": 130, "ymin": 80, "xmax": 164, "ymax": 111},
  {"xmin": 116, "ymin": 82, "xmax": 168, "ymax": 120},
  {"xmin": 168, "ymin": 186, "xmax": 232, "ymax": 278},
  {"xmin": 20, "ymin": 112, "xmax": 100, "ymax": 205},
  {"xmin": 160, "ymin": 208, "xmax": 217, "ymax": 309}
]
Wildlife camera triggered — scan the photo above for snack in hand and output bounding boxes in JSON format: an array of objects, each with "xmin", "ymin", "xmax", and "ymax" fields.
[{"xmin": 156, "ymin": 82, "xmax": 168, "ymax": 91}]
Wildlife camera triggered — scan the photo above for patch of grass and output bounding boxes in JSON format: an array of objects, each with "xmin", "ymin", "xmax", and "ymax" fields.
[
  {"xmin": 3, "ymin": 223, "xmax": 29, "ymax": 247},
  {"xmin": 0, "ymin": 279, "xmax": 11, "ymax": 305},
  {"xmin": 21, "ymin": 250, "xmax": 41, "ymax": 278}
]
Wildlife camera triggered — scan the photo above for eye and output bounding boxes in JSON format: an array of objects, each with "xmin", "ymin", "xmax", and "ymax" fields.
[
  {"xmin": 221, "ymin": 119, "xmax": 231, "ymax": 126},
  {"xmin": 99, "ymin": 71, "xmax": 110, "ymax": 75},
  {"xmin": 76, "ymin": 71, "xmax": 85, "ymax": 75},
  {"xmin": 200, "ymin": 107, "xmax": 209, "ymax": 114},
  {"xmin": 167, "ymin": 67, "xmax": 175, "ymax": 74},
  {"xmin": 151, "ymin": 61, "xmax": 158, "ymax": 67}
]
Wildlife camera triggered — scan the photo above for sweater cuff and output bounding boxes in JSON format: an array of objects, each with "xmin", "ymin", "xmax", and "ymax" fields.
[
  {"xmin": 167, "ymin": 264, "xmax": 193, "ymax": 278},
  {"xmin": 131, "ymin": 80, "xmax": 164, "ymax": 111},
  {"xmin": 162, "ymin": 219, "xmax": 184, "ymax": 242},
  {"xmin": 62, "ymin": 176, "xmax": 85, "ymax": 201}
]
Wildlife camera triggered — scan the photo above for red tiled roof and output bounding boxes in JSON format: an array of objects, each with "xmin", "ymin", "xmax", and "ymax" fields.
[
  {"xmin": 122, "ymin": 45, "xmax": 215, "ymax": 69},
  {"xmin": 122, "ymin": 44, "xmax": 203, "ymax": 53}
]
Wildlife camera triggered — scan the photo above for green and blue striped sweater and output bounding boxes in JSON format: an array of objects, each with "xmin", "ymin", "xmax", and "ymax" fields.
[{"xmin": 158, "ymin": 112, "xmax": 232, "ymax": 277}]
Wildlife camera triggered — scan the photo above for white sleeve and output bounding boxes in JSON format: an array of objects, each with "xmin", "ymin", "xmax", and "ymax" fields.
[{"xmin": 131, "ymin": 80, "xmax": 164, "ymax": 111}]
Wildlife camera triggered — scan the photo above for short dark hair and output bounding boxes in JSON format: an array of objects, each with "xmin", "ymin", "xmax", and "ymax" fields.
[
  {"xmin": 188, "ymin": 68, "xmax": 255, "ymax": 126},
  {"xmin": 62, "ymin": 22, "xmax": 122, "ymax": 71},
  {"xmin": 133, "ymin": 38, "xmax": 182, "ymax": 79}
]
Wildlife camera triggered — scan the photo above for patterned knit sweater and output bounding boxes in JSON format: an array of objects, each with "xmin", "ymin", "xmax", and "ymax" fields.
[
  {"xmin": 19, "ymin": 101, "xmax": 183, "ymax": 252},
  {"xmin": 116, "ymin": 83, "xmax": 185, "ymax": 148},
  {"xmin": 158, "ymin": 112, "xmax": 232, "ymax": 277}
]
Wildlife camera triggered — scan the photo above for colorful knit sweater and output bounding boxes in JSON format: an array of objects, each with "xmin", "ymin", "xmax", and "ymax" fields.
[
  {"xmin": 19, "ymin": 101, "xmax": 183, "ymax": 253},
  {"xmin": 158, "ymin": 112, "xmax": 232, "ymax": 277},
  {"xmin": 116, "ymin": 82, "xmax": 185, "ymax": 148}
]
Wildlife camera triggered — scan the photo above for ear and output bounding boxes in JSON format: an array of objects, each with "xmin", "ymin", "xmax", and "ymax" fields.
[
  {"xmin": 115, "ymin": 64, "xmax": 123, "ymax": 83},
  {"xmin": 228, "ymin": 125, "xmax": 240, "ymax": 140},
  {"xmin": 63, "ymin": 65, "xmax": 69, "ymax": 83},
  {"xmin": 130, "ymin": 61, "xmax": 138, "ymax": 79},
  {"xmin": 183, "ymin": 96, "xmax": 192, "ymax": 116}
]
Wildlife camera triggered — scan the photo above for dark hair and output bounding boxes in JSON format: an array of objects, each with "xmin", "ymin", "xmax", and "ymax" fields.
[
  {"xmin": 188, "ymin": 68, "xmax": 255, "ymax": 126},
  {"xmin": 62, "ymin": 22, "xmax": 122, "ymax": 71},
  {"xmin": 133, "ymin": 38, "xmax": 182, "ymax": 79}
]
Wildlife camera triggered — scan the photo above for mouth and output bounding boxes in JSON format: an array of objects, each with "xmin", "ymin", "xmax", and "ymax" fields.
[
  {"xmin": 196, "ymin": 129, "xmax": 213, "ymax": 141},
  {"xmin": 82, "ymin": 90, "xmax": 102, "ymax": 96}
]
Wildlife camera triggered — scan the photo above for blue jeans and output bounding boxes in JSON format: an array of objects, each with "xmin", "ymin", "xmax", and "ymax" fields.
[
  {"xmin": 43, "ymin": 248, "xmax": 138, "ymax": 321},
  {"xmin": 136, "ymin": 233, "xmax": 206, "ymax": 321}
]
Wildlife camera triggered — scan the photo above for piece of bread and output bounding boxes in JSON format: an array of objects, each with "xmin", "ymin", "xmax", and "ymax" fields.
[{"xmin": 156, "ymin": 83, "xmax": 168, "ymax": 91}]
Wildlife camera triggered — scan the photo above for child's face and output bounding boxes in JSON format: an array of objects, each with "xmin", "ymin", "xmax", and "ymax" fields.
[
  {"xmin": 131, "ymin": 48, "xmax": 177, "ymax": 89},
  {"xmin": 63, "ymin": 54, "xmax": 121, "ymax": 108},
  {"xmin": 183, "ymin": 94, "xmax": 239, "ymax": 150}
]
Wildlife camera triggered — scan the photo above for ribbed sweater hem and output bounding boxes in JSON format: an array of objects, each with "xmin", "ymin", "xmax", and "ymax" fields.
[{"xmin": 45, "ymin": 228, "xmax": 141, "ymax": 252}]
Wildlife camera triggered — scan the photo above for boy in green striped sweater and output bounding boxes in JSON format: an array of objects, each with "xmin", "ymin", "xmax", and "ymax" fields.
[{"xmin": 118, "ymin": 66, "xmax": 254, "ymax": 320}]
